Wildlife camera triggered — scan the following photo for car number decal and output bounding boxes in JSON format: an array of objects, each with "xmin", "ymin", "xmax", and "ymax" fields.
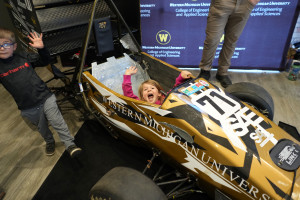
[{"xmin": 190, "ymin": 89, "xmax": 278, "ymax": 151}]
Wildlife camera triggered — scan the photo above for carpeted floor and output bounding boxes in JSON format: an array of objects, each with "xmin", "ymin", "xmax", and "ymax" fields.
[
  {"xmin": 33, "ymin": 120, "xmax": 210, "ymax": 200},
  {"xmin": 33, "ymin": 120, "xmax": 153, "ymax": 200}
]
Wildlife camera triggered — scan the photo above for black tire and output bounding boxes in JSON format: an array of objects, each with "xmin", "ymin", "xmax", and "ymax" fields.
[
  {"xmin": 225, "ymin": 82, "xmax": 274, "ymax": 120},
  {"xmin": 89, "ymin": 167, "xmax": 167, "ymax": 200}
]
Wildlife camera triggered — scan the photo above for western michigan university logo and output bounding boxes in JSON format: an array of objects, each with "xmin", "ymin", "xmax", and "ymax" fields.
[{"xmin": 156, "ymin": 30, "xmax": 171, "ymax": 45}]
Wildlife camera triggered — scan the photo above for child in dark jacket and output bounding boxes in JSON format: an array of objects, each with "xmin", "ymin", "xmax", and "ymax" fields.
[
  {"xmin": 122, "ymin": 66, "xmax": 192, "ymax": 105},
  {"xmin": 0, "ymin": 28, "xmax": 81, "ymax": 158}
]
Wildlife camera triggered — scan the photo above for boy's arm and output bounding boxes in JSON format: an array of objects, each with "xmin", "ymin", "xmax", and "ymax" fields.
[
  {"xmin": 27, "ymin": 32, "xmax": 51, "ymax": 67},
  {"xmin": 28, "ymin": 47, "xmax": 51, "ymax": 67},
  {"xmin": 28, "ymin": 48, "xmax": 51, "ymax": 67}
]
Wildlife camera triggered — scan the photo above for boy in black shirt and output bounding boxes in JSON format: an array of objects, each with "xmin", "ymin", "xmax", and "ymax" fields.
[{"xmin": 0, "ymin": 28, "xmax": 81, "ymax": 158}]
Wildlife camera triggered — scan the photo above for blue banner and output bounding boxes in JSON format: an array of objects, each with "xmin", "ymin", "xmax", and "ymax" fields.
[{"xmin": 140, "ymin": 0, "xmax": 298, "ymax": 70}]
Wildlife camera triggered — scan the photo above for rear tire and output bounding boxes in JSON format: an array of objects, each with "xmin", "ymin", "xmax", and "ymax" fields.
[
  {"xmin": 89, "ymin": 167, "xmax": 167, "ymax": 200},
  {"xmin": 225, "ymin": 82, "xmax": 274, "ymax": 120}
]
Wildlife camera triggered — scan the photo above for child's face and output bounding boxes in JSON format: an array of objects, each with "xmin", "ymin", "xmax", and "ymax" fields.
[
  {"xmin": 0, "ymin": 38, "xmax": 17, "ymax": 59},
  {"xmin": 142, "ymin": 83, "xmax": 162, "ymax": 104}
]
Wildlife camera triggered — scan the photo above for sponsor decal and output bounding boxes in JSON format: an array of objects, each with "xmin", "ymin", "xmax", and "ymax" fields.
[
  {"xmin": 278, "ymin": 145, "xmax": 299, "ymax": 166},
  {"xmin": 180, "ymin": 80, "xmax": 209, "ymax": 96}
]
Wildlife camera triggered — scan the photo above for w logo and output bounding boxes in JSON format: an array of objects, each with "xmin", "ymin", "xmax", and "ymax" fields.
[{"xmin": 156, "ymin": 30, "xmax": 171, "ymax": 45}]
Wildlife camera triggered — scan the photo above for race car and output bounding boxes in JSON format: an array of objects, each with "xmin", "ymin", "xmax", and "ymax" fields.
[
  {"xmin": 77, "ymin": 50, "xmax": 300, "ymax": 200},
  {"xmin": 47, "ymin": 0, "xmax": 298, "ymax": 199}
]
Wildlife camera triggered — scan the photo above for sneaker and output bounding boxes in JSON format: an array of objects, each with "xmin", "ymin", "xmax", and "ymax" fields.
[
  {"xmin": 197, "ymin": 70, "xmax": 211, "ymax": 80},
  {"xmin": 67, "ymin": 145, "xmax": 82, "ymax": 158},
  {"xmin": 216, "ymin": 74, "xmax": 232, "ymax": 88},
  {"xmin": 45, "ymin": 142, "xmax": 55, "ymax": 156}
]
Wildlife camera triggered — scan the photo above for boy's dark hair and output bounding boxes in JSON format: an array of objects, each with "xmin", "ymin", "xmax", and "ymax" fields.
[{"xmin": 0, "ymin": 28, "xmax": 16, "ymax": 43}]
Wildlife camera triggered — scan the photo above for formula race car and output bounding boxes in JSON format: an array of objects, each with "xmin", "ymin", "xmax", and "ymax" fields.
[
  {"xmin": 49, "ymin": 0, "xmax": 299, "ymax": 199},
  {"xmin": 78, "ymin": 51, "xmax": 299, "ymax": 200}
]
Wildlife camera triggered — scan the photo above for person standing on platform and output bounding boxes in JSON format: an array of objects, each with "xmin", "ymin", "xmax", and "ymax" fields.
[
  {"xmin": 197, "ymin": 0, "xmax": 260, "ymax": 88},
  {"xmin": 0, "ymin": 28, "xmax": 82, "ymax": 158}
]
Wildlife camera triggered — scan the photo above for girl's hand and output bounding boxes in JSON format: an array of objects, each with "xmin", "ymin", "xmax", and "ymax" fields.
[
  {"xmin": 181, "ymin": 70, "xmax": 192, "ymax": 79},
  {"xmin": 125, "ymin": 66, "xmax": 138, "ymax": 75},
  {"xmin": 28, "ymin": 32, "xmax": 44, "ymax": 49}
]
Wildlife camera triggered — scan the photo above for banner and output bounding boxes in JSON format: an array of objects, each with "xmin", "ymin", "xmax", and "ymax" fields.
[{"xmin": 140, "ymin": 0, "xmax": 299, "ymax": 70}]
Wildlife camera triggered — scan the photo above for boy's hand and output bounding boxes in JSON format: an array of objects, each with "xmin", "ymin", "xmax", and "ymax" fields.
[
  {"xmin": 181, "ymin": 70, "xmax": 192, "ymax": 79},
  {"xmin": 125, "ymin": 66, "xmax": 138, "ymax": 75},
  {"xmin": 28, "ymin": 32, "xmax": 44, "ymax": 49}
]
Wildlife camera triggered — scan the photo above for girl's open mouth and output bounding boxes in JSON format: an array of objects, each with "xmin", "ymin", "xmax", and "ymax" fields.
[{"xmin": 148, "ymin": 93, "xmax": 154, "ymax": 100}]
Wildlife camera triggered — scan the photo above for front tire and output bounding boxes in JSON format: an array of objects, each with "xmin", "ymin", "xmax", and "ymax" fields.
[{"xmin": 89, "ymin": 167, "xmax": 167, "ymax": 200}]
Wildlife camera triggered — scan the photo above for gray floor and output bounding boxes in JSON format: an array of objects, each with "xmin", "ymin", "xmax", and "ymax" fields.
[{"xmin": 0, "ymin": 63, "xmax": 299, "ymax": 200}]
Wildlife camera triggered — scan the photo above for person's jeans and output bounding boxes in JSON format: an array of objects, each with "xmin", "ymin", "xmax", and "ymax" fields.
[{"xmin": 21, "ymin": 94, "xmax": 75, "ymax": 149}]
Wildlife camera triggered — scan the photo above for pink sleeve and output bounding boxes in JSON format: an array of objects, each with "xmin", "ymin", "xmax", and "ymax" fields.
[
  {"xmin": 174, "ymin": 73, "xmax": 186, "ymax": 87},
  {"xmin": 167, "ymin": 73, "xmax": 187, "ymax": 94},
  {"xmin": 122, "ymin": 75, "xmax": 140, "ymax": 100}
]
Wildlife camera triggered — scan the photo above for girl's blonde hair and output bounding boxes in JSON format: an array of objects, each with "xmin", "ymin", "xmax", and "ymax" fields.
[
  {"xmin": 138, "ymin": 79, "xmax": 165, "ymax": 104},
  {"xmin": 0, "ymin": 28, "xmax": 16, "ymax": 43}
]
